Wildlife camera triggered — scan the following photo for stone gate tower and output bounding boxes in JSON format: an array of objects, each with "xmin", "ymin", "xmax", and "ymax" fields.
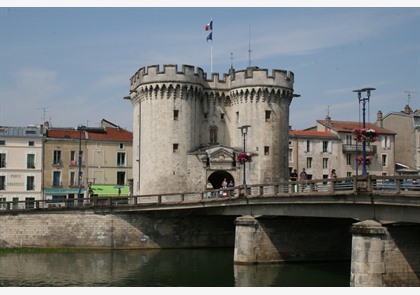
[{"xmin": 126, "ymin": 64, "xmax": 296, "ymax": 195}]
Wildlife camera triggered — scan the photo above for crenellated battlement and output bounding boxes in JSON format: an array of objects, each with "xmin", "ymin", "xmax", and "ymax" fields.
[{"xmin": 130, "ymin": 64, "xmax": 294, "ymax": 93}]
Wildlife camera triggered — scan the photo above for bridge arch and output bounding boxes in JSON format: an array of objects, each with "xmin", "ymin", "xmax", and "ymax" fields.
[{"xmin": 208, "ymin": 170, "xmax": 235, "ymax": 189}]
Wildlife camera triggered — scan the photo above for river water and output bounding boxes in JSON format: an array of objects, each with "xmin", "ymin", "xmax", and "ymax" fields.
[{"xmin": 0, "ymin": 248, "xmax": 350, "ymax": 287}]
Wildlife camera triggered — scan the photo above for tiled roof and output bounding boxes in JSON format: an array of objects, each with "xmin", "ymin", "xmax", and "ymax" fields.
[
  {"xmin": 317, "ymin": 120, "xmax": 396, "ymax": 135},
  {"xmin": 46, "ymin": 127, "xmax": 132, "ymax": 141},
  {"xmin": 289, "ymin": 130, "xmax": 338, "ymax": 138}
]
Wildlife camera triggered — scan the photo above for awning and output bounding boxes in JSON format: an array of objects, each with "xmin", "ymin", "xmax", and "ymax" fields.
[
  {"xmin": 44, "ymin": 188, "xmax": 84, "ymax": 195},
  {"xmin": 91, "ymin": 185, "xmax": 129, "ymax": 197}
]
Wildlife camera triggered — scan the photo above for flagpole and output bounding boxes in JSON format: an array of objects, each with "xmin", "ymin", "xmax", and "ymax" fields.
[{"xmin": 211, "ymin": 41, "xmax": 213, "ymax": 73}]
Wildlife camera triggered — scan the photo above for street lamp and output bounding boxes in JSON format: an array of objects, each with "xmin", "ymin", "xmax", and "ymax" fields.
[
  {"xmin": 353, "ymin": 87, "xmax": 375, "ymax": 176},
  {"xmin": 77, "ymin": 125, "xmax": 86, "ymax": 205},
  {"xmin": 238, "ymin": 125, "xmax": 251, "ymax": 185}
]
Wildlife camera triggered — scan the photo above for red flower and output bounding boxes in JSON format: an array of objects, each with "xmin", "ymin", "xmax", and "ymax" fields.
[
  {"xmin": 352, "ymin": 128, "xmax": 378, "ymax": 144},
  {"xmin": 237, "ymin": 152, "xmax": 253, "ymax": 164}
]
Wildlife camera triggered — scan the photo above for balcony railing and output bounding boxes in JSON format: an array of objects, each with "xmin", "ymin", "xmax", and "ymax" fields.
[{"xmin": 342, "ymin": 144, "xmax": 377, "ymax": 153}]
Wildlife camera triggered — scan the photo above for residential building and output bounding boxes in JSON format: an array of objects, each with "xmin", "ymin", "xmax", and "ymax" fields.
[
  {"xmin": 43, "ymin": 119, "xmax": 133, "ymax": 205},
  {"xmin": 379, "ymin": 105, "xmax": 420, "ymax": 175},
  {"xmin": 289, "ymin": 115, "xmax": 396, "ymax": 179},
  {"xmin": 289, "ymin": 129, "xmax": 341, "ymax": 180},
  {"xmin": 0, "ymin": 125, "xmax": 44, "ymax": 208}
]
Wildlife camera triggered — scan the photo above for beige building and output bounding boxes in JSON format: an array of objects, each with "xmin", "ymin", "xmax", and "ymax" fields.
[
  {"xmin": 0, "ymin": 125, "xmax": 44, "ymax": 208},
  {"xmin": 379, "ymin": 105, "xmax": 420, "ymax": 175},
  {"xmin": 289, "ymin": 115, "xmax": 396, "ymax": 178},
  {"xmin": 43, "ymin": 119, "xmax": 133, "ymax": 205}
]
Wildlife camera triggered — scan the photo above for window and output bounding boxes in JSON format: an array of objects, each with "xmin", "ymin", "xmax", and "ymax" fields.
[
  {"xmin": 0, "ymin": 175, "xmax": 5, "ymax": 190},
  {"xmin": 0, "ymin": 197, "xmax": 5, "ymax": 209},
  {"xmin": 306, "ymin": 157, "xmax": 312, "ymax": 168},
  {"xmin": 322, "ymin": 141, "xmax": 329, "ymax": 153},
  {"xmin": 174, "ymin": 110, "xmax": 179, "ymax": 120},
  {"xmin": 12, "ymin": 197, "xmax": 19, "ymax": 209},
  {"xmin": 220, "ymin": 113, "xmax": 224, "ymax": 120},
  {"xmin": 288, "ymin": 149, "xmax": 293, "ymax": 161},
  {"xmin": 70, "ymin": 171, "xmax": 76, "ymax": 187},
  {"xmin": 117, "ymin": 152, "xmax": 126, "ymax": 166},
  {"xmin": 306, "ymin": 140, "xmax": 310, "ymax": 152},
  {"xmin": 27, "ymin": 154, "xmax": 35, "ymax": 169},
  {"xmin": 236, "ymin": 112, "xmax": 239, "ymax": 123},
  {"xmin": 382, "ymin": 154, "xmax": 387, "ymax": 167},
  {"xmin": 0, "ymin": 140, "xmax": 5, "ymax": 146},
  {"xmin": 322, "ymin": 158, "xmax": 328, "ymax": 169},
  {"xmin": 117, "ymin": 172, "xmax": 125, "ymax": 186},
  {"xmin": 346, "ymin": 172, "xmax": 352, "ymax": 177},
  {"xmin": 209, "ymin": 126, "xmax": 218, "ymax": 144},
  {"xmin": 264, "ymin": 146, "xmax": 270, "ymax": 156},
  {"xmin": 28, "ymin": 141, "xmax": 34, "ymax": 146},
  {"xmin": 173, "ymin": 143, "xmax": 179, "ymax": 153},
  {"xmin": 70, "ymin": 151, "xmax": 76, "ymax": 166},
  {"xmin": 265, "ymin": 110, "xmax": 271, "ymax": 122},
  {"xmin": 345, "ymin": 134, "xmax": 353, "ymax": 145},
  {"xmin": 382, "ymin": 136, "xmax": 391, "ymax": 149},
  {"xmin": 27, "ymin": 176, "xmax": 35, "ymax": 190},
  {"xmin": 53, "ymin": 150, "xmax": 62, "ymax": 165},
  {"xmin": 204, "ymin": 113, "xmax": 208, "ymax": 120},
  {"xmin": 53, "ymin": 171, "xmax": 61, "ymax": 187},
  {"xmin": 119, "ymin": 143, "xmax": 124, "ymax": 149},
  {"xmin": 346, "ymin": 154, "xmax": 352, "ymax": 165},
  {"xmin": 25, "ymin": 197, "xmax": 35, "ymax": 209},
  {"xmin": 0, "ymin": 153, "xmax": 6, "ymax": 168}
]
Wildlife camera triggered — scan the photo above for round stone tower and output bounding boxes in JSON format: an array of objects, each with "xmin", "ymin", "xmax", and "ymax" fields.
[{"xmin": 127, "ymin": 64, "xmax": 296, "ymax": 195}]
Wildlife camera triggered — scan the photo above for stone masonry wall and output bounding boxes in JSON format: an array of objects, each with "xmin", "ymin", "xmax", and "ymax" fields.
[{"xmin": 0, "ymin": 211, "xmax": 236, "ymax": 249}]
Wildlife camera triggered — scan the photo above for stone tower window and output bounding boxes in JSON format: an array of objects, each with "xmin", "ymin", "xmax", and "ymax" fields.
[
  {"xmin": 174, "ymin": 110, "xmax": 179, "ymax": 121},
  {"xmin": 209, "ymin": 126, "xmax": 218, "ymax": 144},
  {"xmin": 173, "ymin": 143, "xmax": 179, "ymax": 153},
  {"xmin": 265, "ymin": 110, "xmax": 271, "ymax": 122},
  {"xmin": 264, "ymin": 146, "xmax": 270, "ymax": 155},
  {"xmin": 220, "ymin": 113, "xmax": 224, "ymax": 120},
  {"xmin": 236, "ymin": 112, "xmax": 239, "ymax": 123}
]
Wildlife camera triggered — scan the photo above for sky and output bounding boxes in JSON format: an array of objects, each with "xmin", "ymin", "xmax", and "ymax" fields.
[{"xmin": 0, "ymin": 2, "xmax": 419, "ymax": 132}]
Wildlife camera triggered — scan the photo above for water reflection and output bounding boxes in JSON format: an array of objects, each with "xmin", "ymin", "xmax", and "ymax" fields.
[{"xmin": 0, "ymin": 249, "xmax": 349, "ymax": 287}]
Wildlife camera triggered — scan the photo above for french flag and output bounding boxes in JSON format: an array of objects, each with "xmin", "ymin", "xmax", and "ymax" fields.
[{"xmin": 205, "ymin": 20, "xmax": 213, "ymax": 31}]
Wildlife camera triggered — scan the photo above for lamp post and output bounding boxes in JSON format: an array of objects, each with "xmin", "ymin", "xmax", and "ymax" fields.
[
  {"xmin": 353, "ymin": 87, "xmax": 375, "ymax": 176},
  {"xmin": 238, "ymin": 125, "xmax": 251, "ymax": 185},
  {"xmin": 77, "ymin": 125, "xmax": 86, "ymax": 205}
]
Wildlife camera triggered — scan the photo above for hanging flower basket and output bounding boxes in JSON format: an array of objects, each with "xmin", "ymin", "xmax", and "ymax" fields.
[
  {"xmin": 237, "ymin": 152, "xmax": 253, "ymax": 164},
  {"xmin": 352, "ymin": 128, "xmax": 378, "ymax": 144},
  {"xmin": 356, "ymin": 155, "xmax": 373, "ymax": 166}
]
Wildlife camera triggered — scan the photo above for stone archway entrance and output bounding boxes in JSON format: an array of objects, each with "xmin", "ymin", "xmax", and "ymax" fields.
[{"xmin": 208, "ymin": 171, "xmax": 234, "ymax": 189}]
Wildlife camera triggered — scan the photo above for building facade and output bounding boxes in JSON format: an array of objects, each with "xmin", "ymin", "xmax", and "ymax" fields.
[
  {"xmin": 379, "ymin": 105, "xmax": 420, "ymax": 175},
  {"xmin": 290, "ymin": 116, "xmax": 396, "ymax": 178},
  {"xmin": 43, "ymin": 119, "xmax": 133, "ymax": 205},
  {"xmin": 126, "ymin": 64, "xmax": 298, "ymax": 195},
  {"xmin": 0, "ymin": 125, "xmax": 44, "ymax": 208}
]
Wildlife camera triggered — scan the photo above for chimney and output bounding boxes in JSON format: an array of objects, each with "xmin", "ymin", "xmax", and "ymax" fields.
[
  {"xmin": 404, "ymin": 104, "xmax": 412, "ymax": 114},
  {"xmin": 325, "ymin": 115, "xmax": 331, "ymax": 126},
  {"xmin": 376, "ymin": 110, "xmax": 383, "ymax": 128}
]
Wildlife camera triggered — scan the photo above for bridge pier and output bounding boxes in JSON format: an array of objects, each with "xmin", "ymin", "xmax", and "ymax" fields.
[
  {"xmin": 350, "ymin": 220, "xmax": 420, "ymax": 287},
  {"xmin": 233, "ymin": 215, "xmax": 259, "ymax": 264}
]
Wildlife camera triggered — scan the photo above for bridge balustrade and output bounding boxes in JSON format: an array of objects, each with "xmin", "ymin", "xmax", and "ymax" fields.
[{"xmin": 1, "ymin": 175, "xmax": 419, "ymax": 213}]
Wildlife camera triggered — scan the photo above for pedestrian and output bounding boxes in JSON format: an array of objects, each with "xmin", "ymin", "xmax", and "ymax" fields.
[
  {"xmin": 220, "ymin": 178, "xmax": 228, "ymax": 197},
  {"xmin": 228, "ymin": 180, "xmax": 234, "ymax": 196},
  {"xmin": 206, "ymin": 181, "xmax": 213, "ymax": 198},
  {"xmin": 299, "ymin": 168, "xmax": 307, "ymax": 181},
  {"xmin": 290, "ymin": 169, "xmax": 298, "ymax": 192},
  {"xmin": 330, "ymin": 169, "xmax": 337, "ymax": 179},
  {"xmin": 299, "ymin": 168, "xmax": 308, "ymax": 192}
]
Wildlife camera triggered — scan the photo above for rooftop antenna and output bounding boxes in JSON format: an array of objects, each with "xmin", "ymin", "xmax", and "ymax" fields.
[
  {"xmin": 37, "ymin": 106, "xmax": 50, "ymax": 124},
  {"xmin": 327, "ymin": 105, "xmax": 331, "ymax": 116},
  {"xmin": 404, "ymin": 90, "xmax": 417, "ymax": 106},
  {"xmin": 248, "ymin": 24, "xmax": 252, "ymax": 68}
]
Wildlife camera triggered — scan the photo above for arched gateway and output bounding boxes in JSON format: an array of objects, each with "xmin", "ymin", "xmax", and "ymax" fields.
[{"xmin": 125, "ymin": 64, "xmax": 297, "ymax": 195}]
